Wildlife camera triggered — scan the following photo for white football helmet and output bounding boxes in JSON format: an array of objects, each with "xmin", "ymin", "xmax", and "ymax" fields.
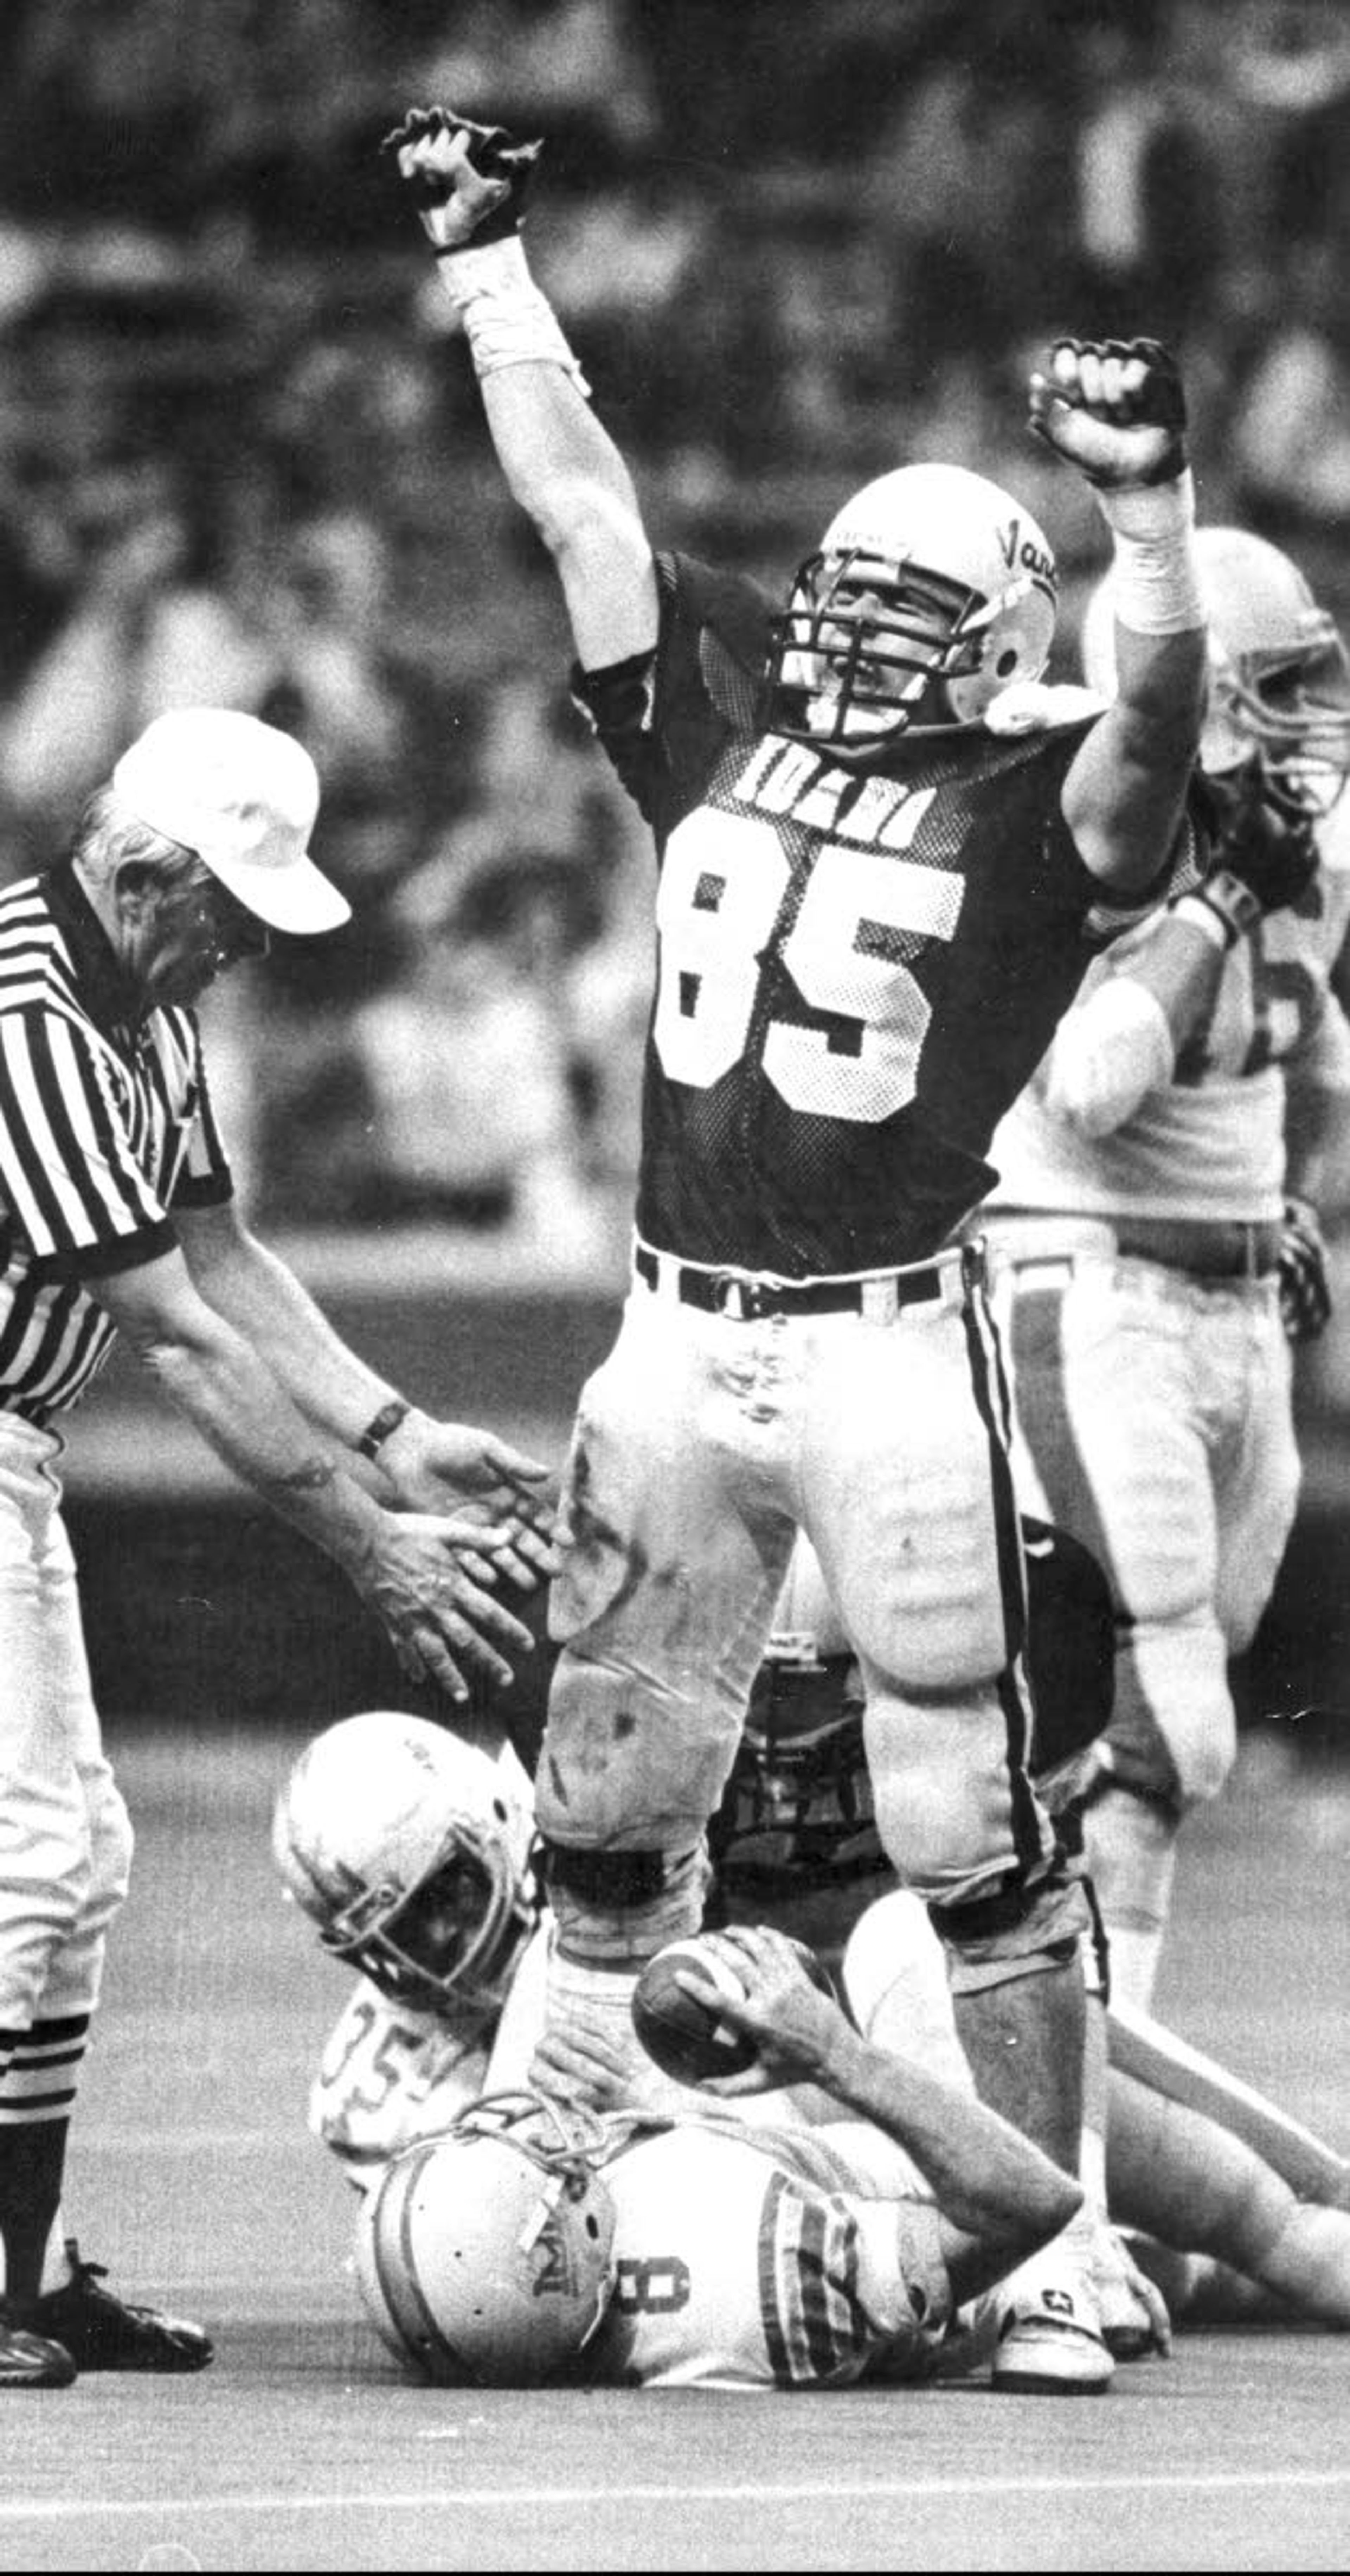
[
  {"xmin": 1081, "ymin": 525, "xmax": 1350, "ymax": 812},
  {"xmin": 355, "ymin": 2092, "xmax": 617, "ymax": 2384},
  {"xmin": 762, "ymin": 461, "xmax": 1058, "ymax": 754},
  {"xmin": 272, "ymin": 1712, "xmax": 536, "ymax": 2016}
]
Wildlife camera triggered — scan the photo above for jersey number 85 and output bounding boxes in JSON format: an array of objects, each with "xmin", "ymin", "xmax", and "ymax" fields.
[{"xmin": 654, "ymin": 809, "xmax": 963, "ymax": 1124}]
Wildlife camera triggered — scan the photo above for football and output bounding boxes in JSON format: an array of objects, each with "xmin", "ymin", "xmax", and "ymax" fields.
[{"xmin": 631, "ymin": 1933, "xmax": 837, "ymax": 2087}]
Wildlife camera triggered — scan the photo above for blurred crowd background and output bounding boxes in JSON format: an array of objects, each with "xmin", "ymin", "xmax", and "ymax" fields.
[{"xmin": 4, "ymin": 0, "xmax": 1350, "ymax": 1292}]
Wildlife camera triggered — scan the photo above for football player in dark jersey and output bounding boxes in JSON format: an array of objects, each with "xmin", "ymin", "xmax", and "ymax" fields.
[{"xmin": 382, "ymin": 107, "xmax": 1209, "ymax": 2279}]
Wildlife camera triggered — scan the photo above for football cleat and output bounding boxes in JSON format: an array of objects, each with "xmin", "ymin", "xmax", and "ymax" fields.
[
  {"xmin": 991, "ymin": 2283, "xmax": 1114, "ymax": 2396},
  {"xmin": 12, "ymin": 2243, "xmax": 213, "ymax": 2373},
  {"xmin": 0, "ymin": 2318, "xmax": 76, "ymax": 2388}
]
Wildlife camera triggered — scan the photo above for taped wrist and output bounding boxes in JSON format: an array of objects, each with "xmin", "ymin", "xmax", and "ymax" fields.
[
  {"xmin": 433, "ymin": 234, "xmax": 590, "ymax": 393},
  {"xmin": 1095, "ymin": 468, "xmax": 1203, "ymax": 635}
]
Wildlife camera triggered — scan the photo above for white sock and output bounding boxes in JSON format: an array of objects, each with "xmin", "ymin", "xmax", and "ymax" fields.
[{"xmin": 1085, "ymin": 1783, "xmax": 1179, "ymax": 2012}]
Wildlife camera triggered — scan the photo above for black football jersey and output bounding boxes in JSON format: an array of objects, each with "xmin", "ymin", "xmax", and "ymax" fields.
[{"xmin": 576, "ymin": 552, "xmax": 1198, "ymax": 1276}]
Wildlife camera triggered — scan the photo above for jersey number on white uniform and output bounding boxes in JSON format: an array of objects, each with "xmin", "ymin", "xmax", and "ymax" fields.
[
  {"xmin": 654, "ymin": 811, "xmax": 964, "ymax": 1122},
  {"xmin": 1241, "ymin": 916, "xmax": 1323, "ymax": 1075}
]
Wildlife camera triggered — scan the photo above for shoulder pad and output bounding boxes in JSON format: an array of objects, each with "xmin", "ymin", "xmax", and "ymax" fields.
[{"xmin": 984, "ymin": 680, "xmax": 1107, "ymax": 737}]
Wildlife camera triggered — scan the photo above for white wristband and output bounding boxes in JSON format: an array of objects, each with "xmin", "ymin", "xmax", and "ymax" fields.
[
  {"xmin": 1171, "ymin": 887, "xmax": 1243, "ymax": 950},
  {"xmin": 433, "ymin": 234, "xmax": 590, "ymax": 395},
  {"xmin": 1094, "ymin": 468, "xmax": 1203, "ymax": 634}
]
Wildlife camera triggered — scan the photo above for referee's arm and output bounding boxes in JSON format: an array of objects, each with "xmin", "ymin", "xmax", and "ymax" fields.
[
  {"xmin": 173, "ymin": 1198, "xmax": 408, "ymax": 1461},
  {"xmin": 173, "ymin": 1200, "xmax": 557, "ymax": 1576},
  {"xmin": 88, "ymin": 1242, "xmax": 532, "ymax": 1701}
]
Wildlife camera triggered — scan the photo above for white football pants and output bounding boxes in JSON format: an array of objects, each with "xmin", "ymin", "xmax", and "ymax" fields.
[
  {"xmin": 0, "ymin": 1417, "xmax": 133, "ymax": 2030},
  {"xmin": 539, "ymin": 1256, "xmax": 1058, "ymax": 1914},
  {"xmin": 996, "ymin": 1255, "xmax": 1299, "ymax": 1811}
]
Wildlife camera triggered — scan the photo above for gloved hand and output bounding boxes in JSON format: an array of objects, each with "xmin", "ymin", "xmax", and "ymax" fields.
[
  {"xmin": 1279, "ymin": 1196, "xmax": 1333, "ymax": 1344},
  {"xmin": 382, "ymin": 105, "xmax": 541, "ymax": 254},
  {"xmin": 1028, "ymin": 337, "xmax": 1188, "ymax": 491}
]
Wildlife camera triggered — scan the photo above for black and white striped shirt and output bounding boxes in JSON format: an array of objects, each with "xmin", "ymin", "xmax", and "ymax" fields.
[{"xmin": 0, "ymin": 867, "xmax": 233, "ymax": 1423}]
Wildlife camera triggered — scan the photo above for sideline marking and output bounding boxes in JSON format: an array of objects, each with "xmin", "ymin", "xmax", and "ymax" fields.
[{"xmin": 5, "ymin": 2471, "xmax": 1350, "ymax": 2521}]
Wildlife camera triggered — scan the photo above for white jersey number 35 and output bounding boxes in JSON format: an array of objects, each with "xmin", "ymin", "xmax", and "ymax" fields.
[{"xmin": 653, "ymin": 810, "xmax": 964, "ymax": 1122}]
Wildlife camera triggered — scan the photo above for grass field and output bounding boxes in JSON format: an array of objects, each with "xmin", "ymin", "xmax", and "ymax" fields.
[{"xmin": 2, "ymin": 1715, "xmax": 1347, "ymax": 2574}]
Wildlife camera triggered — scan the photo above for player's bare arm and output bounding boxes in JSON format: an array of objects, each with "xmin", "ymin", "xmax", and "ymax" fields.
[
  {"xmin": 695, "ymin": 1927, "xmax": 1081, "ymax": 2302},
  {"xmin": 386, "ymin": 106, "xmax": 657, "ymax": 671},
  {"xmin": 90, "ymin": 1245, "xmax": 535, "ymax": 1701},
  {"xmin": 175, "ymin": 1200, "xmax": 558, "ymax": 1588},
  {"xmin": 1031, "ymin": 338, "xmax": 1206, "ymax": 893}
]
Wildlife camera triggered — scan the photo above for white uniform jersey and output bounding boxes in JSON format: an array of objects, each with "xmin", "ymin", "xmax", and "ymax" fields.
[
  {"xmin": 310, "ymin": 1927, "xmax": 553, "ymax": 2187},
  {"xmin": 589, "ymin": 2113, "xmax": 950, "ymax": 2390},
  {"xmin": 989, "ymin": 800, "xmax": 1350, "ymax": 1222},
  {"xmin": 309, "ymin": 1979, "xmax": 492, "ymax": 2184}
]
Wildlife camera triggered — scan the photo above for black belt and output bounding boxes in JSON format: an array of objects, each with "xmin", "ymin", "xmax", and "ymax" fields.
[{"xmin": 633, "ymin": 1244, "xmax": 957, "ymax": 1321}]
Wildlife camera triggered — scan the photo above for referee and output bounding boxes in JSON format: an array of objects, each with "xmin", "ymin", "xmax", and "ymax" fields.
[{"xmin": 0, "ymin": 706, "xmax": 555, "ymax": 2386}]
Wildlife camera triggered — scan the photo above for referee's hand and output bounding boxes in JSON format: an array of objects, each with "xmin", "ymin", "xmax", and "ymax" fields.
[
  {"xmin": 355, "ymin": 1507, "xmax": 537, "ymax": 1702},
  {"xmin": 372, "ymin": 1416, "xmax": 561, "ymax": 1592}
]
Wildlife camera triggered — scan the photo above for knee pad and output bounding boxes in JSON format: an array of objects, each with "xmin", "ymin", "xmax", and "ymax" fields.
[
  {"xmin": 83, "ymin": 1774, "xmax": 134, "ymax": 1935},
  {"xmin": 866, "ymin": 1679, "xmax": 1055, "ymax": 1906},
  {"xmin": 1111, "ymin": 1622, "xmax": 1236, "ymax": 1811},
  {"xmin": 541, "ymin": 1839, "xmax": 710, "ymax": 1969},
  {"xmin": 30, "ymin": 1776, "xmax": 134, "ymax": 2024}
]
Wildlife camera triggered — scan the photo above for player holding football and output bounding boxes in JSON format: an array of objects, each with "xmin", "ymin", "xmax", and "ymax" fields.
[
  {"xmin": 358, "ymin": 1934, "xmax": 1083, "ymax": 2392},
  {"xmin": 382, "ymin": 103, "xmax": 1210, "ymax": 2356},
  {"xmin": 982, "ymin": 529, "xmax": 1350, "ymax": 2010},
  {"xmin": 274, "ymin": 1711, "xmax": 1350, "ymax": 2391}
]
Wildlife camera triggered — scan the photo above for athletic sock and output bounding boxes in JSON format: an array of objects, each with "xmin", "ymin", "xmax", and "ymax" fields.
[
  {"xmin": 1083, "ymin": 1783, "xmax": 1177, "ymax": 2012},
  {"xmin": 0, "ymin": 2016, "xmax": 87, "ymax": 2302}
]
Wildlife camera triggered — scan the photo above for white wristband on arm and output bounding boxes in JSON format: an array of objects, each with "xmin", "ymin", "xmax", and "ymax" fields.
[
  {"xmin": 1094, "ymin": 468, "xmax": 1203, "ymax": 635},
  {"xmin": 433, "ymin": 235, "xmax": 590, "ymax": 395},
  {"xmin": 1171, "ymin": 872, "xmax": 1261, "ymax": 949}
]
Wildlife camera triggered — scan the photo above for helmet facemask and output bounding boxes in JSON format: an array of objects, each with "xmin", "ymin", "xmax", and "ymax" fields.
[
  {"xmin": 761, "ymin": 462, "xmax": 1056, "ymax": 758},
  {"xmin": 1206, "ymin": 623, "xmax": 1350, "ymax": 819},
  {"xmin": 1085, "ymin": 524, "xmax": 1350, "ymax": 821},
  {"xmin": 765, "ymin": 547, "xmax": 999, "ymax": 752},
  {"xmin": 273, "ymin": 1713, "xmax": 538, "ymax": 2021},
  {"xmin": 318, "ymin": 1814, "xmax": 536, "ymax": 2017}
]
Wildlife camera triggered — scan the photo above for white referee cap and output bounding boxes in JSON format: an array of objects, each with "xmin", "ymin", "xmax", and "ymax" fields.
[{"xmin": 112, "ymin": 707, "xmax": 350, "ymax": 935}]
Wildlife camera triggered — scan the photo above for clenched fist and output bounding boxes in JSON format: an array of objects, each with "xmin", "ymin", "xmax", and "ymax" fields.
[
  {"xmin": 382, "ymin": 105, "xmax": 541, "ymax": 254},
  {"xmin": 1028, "ymin": 337, "xmax": 1189, "ymax": 491}
]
